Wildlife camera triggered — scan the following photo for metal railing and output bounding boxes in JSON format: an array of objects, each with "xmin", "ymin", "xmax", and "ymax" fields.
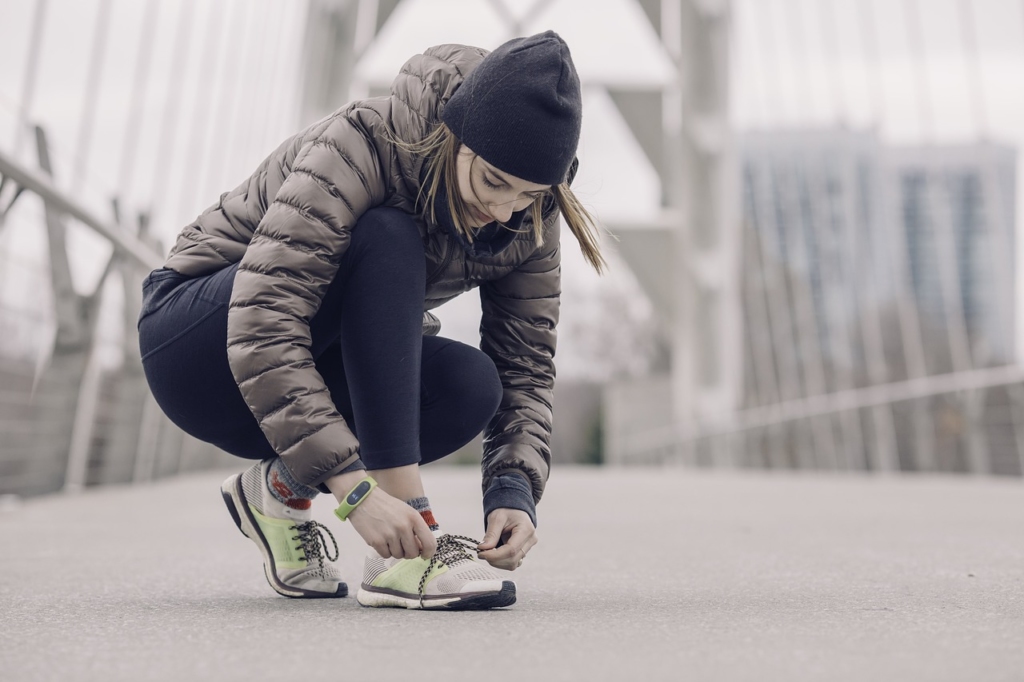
[
  {"xmin": 0, "ymin": 130, "xmax": 233, "ymax": 497},
  {"xmin": 606, "ymin": 367, "xmax": 1024, "ymax": 476}
]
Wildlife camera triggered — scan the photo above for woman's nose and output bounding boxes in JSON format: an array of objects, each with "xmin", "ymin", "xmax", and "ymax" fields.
[{"xmin": 488, "ymin": 201, "xmax": 515, "ymax": 223}]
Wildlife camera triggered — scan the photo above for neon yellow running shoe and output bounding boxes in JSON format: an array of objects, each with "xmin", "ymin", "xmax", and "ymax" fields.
[
  {"xmin": 356, "ymin": 532, "xmax": 515, "ymax": 610},
  {"xmin": 221, "ymin": 459, "xmax": 347, "ymax": 598}
]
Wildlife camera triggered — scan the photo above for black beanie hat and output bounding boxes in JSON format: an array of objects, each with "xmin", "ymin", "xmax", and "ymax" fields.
[{"xmin": 441, "ymin": 30, "xmax": 582, "ymax": 186}]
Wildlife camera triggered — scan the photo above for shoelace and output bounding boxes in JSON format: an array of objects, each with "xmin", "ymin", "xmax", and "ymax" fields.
[
  {"xmin": 417, "ymin": 533, "xmax": 481, "ymax": 607},
  {"xmin": 292, "ymin": 521, "xmax": 339, "ymax": 578}
]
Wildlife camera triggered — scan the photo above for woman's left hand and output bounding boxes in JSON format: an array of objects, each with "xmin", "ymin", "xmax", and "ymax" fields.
[{"xmin": 477, "ymin": 508, "xmax": 537, "ymax": 571}]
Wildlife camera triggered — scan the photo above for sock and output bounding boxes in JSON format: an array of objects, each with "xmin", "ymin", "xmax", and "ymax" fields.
[
  {"xmin": 267, "ymin": 458, "xmax": 318, "ymax": 510},
  {"xmin": 406, "ymin": 496, "xmax": 439, "ymax": 531}
]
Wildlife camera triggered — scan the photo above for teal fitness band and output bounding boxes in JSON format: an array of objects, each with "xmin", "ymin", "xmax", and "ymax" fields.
[{"xmin": 334, "ymin": 476, "xmax": 378, "ymax": 522}]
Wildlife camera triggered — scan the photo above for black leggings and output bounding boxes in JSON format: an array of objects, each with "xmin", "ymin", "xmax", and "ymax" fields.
[{"xmin": 139, "ymin": 208, "xmax": 502, "ymax": 470}]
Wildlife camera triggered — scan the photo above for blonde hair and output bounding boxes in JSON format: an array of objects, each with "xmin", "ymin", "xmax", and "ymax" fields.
[{"xmin": 398, "ymin": 122, "xmax": 607, "ymax": 273}]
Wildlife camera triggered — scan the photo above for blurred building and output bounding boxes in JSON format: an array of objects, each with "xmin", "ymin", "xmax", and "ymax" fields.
[
  {"xmin": 891, "ymin": 144, "xmax": 1017, "ymax": 372},
  {"xmin": 740, "ymin": 129, "xmax": 887, "ymax": 405},
  {"xmin": 741, "ymin": 130, "xmax": 1017, "ymax": 406},
  {"xmin": 607, "ymin": 128, "xmax": 1022, "ymax": 476}
]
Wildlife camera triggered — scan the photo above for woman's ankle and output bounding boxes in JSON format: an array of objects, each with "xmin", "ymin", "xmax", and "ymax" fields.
[{"xmin": 267, "ymin": 458, "xmax": 319, "ymax": 509}]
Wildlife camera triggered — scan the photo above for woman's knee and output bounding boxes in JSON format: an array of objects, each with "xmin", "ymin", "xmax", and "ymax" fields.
[
  {"xmin": 464, "ymin": 350, "xmax": 502, "ymax": 419},
  {"xmin": 425, "ymin": 340, "xmax": 502, "ymax": 423},
  {"xmin": 418, "ymin": 339, "xmax": 502, "ymax": 464}
]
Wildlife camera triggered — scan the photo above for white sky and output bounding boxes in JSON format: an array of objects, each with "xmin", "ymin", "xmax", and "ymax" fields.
[{"xmin": 0, "ymin": 0, "xmax": 1022, "ymax": 366}]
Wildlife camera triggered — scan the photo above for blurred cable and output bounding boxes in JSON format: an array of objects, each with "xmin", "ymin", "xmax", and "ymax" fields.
[
  {"xmin": 149, "ymin": 0, "xmax": 196, "ymax": 228},
  {"xmin": 11, "ymin": 0, "xmax": 48, "ymax": 157},
  {"xmin": 117, "ymin": 0, "xmax": 160, "ymax": 203},
  {"xmin": 222, "ymin": 0, "xmax": 274, "ymax": 173},
  {"xmin": 207, "ymin": 0, "xmax": 258, "ymax": 197},
  {"xmin": 245, "ymin": 1, "xmax": 292, "ymax": 165},
  {"xmin": 957, "ymin": 0, "xmax": 989, "ymax": 139},
  {"xmin": 902, "ymin": 0, "xmax": 933, "ymax": 142},
  {"xmin": 818, "ymin": 0, "xmax": 846, "ymax": 122},
  {"xmin": 71, "ymin": 0, "xmax": 112, "ymax": 195},
  {"xmin": 173, "ymin": 0, "xmax": 227, "ymax": 221},
  {"xmin": 856, "ymin": 0, "xmax": 885, "ymax": 126}
]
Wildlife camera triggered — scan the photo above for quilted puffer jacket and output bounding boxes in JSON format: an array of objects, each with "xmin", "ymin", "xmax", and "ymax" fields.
[{"xmin": 162, "ymin": 44, "xmax": 564, "ymax": 516}]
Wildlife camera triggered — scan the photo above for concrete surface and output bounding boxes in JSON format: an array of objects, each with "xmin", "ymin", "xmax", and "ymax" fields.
[{"xmin": 0, "ymin": 465, "xmax": 1022, "ymax": 682}]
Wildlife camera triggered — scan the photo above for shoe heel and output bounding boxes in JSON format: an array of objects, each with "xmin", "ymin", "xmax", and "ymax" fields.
[{"xmin": 220, "ymin": 479, "xmax": 247, "ymax": 538}]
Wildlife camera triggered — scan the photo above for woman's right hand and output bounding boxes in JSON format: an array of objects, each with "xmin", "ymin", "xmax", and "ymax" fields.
[{"xmin": 346, "ymin": 486, "xmax": 437, "ymax": 561}]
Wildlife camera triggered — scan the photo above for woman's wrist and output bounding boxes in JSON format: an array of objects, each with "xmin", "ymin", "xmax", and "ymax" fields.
[
  {"xmin": 325, "ymin": 469, "xmax": 375, "ymax": 504},
  {"xmin": 334, "ymin": 476, "xmax": 378, "ymax": 521}
]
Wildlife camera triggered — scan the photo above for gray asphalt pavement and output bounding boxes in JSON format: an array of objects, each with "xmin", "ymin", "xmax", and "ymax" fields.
[{"xmin": 1, "ymin": 465, "xmax": 1022, "ymax": 682}]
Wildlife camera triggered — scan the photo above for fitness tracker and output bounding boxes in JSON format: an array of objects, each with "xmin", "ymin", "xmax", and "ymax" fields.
[{"xmin": 334, "ymin": 476, "xmax": 378, "ymax": 522}]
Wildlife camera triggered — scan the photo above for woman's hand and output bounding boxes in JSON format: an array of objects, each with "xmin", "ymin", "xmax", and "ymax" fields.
[
  {"xmin": 347, "ymin": 487, "xmax": 437, "ymax": 561},
  {"xmin": 477, "ymin": 508, "xmax": 537, "ymax": 571}
]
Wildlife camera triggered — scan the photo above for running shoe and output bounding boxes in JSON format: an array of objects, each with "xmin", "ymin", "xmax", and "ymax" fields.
[
  {"xmin": 356, "ymin": 532, "xmax": 516, "ymax": 610},
  {"xmin": 221, "ymin": 459, "xmax": 347, "ymax": 598}
]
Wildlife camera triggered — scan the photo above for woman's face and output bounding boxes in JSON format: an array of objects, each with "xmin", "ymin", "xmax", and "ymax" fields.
[{"xmin": 455, "ymin": 145, "xmax": 551, "ymax": 228}]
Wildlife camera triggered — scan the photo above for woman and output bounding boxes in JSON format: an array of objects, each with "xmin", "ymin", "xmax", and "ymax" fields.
[{"xmin": 139, "ymin": 30, "xmax": 604, "ymax": 610}]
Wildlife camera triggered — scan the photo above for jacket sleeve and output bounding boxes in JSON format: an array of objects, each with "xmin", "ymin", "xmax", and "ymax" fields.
[
  {"xmin": 226, "ymin": 111, "xmax": 387, "ymax": 488},
  {"xmin": 478, "ymin": 211, "xmax": 561, "ymax": 525}
]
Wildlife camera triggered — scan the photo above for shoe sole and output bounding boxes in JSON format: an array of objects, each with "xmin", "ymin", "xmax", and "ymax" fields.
[
  {"xmin": 220, "ymin": 474, "xmax": 347, "ymax": 599},
  {"xmin": 355, "ymin": 580, "xmax": 516, "ymax": 610}
]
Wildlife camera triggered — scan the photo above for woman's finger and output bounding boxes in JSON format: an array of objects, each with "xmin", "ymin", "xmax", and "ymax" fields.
[
  {"xmin": 478, "ymin": 545, "xmax": 515, "ymax": 564},
  {"xmin": 400, "ymin": 530, "xmax": 420, "ymax": 559},
  {"xmin": 413, "ymin": 517, "xmax": 437, "ymax": 560},
  {"xmin": 371, "ymin": 539, "xmax": 389, "ymax": 558},
  {"xmin": 479, "ymin": 523, "xmax": 532, "ymax": 567},
  {"xmin": 478, "ymin": 510, "xmax": 509, "ymax": 550}
]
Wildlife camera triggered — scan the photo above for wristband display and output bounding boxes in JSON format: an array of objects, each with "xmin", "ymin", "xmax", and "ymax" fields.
[{"xmin": 334, "ymin": 476, "xmax": 378, "ymax": 522}]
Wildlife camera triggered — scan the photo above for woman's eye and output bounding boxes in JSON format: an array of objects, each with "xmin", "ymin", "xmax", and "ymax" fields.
[{"xmin": 481, "ymin": 174, "xmax": 502, "ymax": 190}]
